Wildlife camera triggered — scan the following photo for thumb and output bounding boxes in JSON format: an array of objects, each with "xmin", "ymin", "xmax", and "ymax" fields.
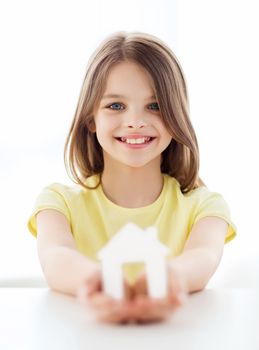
[
  {"xmin": 134, "ymin": 272, "xmax": 147, "ymax": 296},
  {"xmin": 124, "ymin": 280, "xmax": 134, "ymax": 300},
  {"xmin": 77, "ymin": 272, "xmax": 102, "ymax": 302},
  {"xmin": 86, "ymin": 271, "xmax": 102, "ymax": 296}
]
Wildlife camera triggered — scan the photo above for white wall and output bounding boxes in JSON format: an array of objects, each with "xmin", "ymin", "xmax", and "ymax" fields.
[
  {"xmin": 0, "ymin": 0, "xmax": 177, "ymax": 280},
  {"xmin": 177, "ymin": 0, "xmax": 259, "ymax": 287},
  {"xmin": 1, "ymin": 0, "xmax": 257, "ymax": 287}
]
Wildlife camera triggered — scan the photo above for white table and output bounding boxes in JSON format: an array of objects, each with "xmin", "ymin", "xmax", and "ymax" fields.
[{"xmin": 0, "ymin": 288, "xmax": 258, "ymax": 350}]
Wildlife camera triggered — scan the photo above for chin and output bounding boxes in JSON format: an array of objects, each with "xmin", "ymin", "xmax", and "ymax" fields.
[
  {"xmin": 118, "ymin": 158, "xmax": 159, "ymax": 169},
  {"xmin": 103, "ymin": 151, "xmax": 161, "ymax": 169}
]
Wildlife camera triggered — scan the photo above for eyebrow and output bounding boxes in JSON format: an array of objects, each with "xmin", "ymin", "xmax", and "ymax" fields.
[{"xmin": 101, "ymin": 94, "xmax": 156, "ymax": 100}]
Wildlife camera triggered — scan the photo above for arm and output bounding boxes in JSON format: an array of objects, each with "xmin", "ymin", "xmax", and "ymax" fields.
[
  {"xmin": 37, "ymin": 209, "xmax": 135, "ymax": 324},
  {"xmin": 170, "ymin": 216, "xmax": 228, "ymax": 293},
  {"xmin": 128, "ymin": 216, "xmax": 229, "ymax": 323},
  {"xmin": 36, "ymin": 209, "xmax": 100, "ymax": 296}
]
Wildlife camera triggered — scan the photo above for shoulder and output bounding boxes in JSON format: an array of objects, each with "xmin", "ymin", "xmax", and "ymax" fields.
[
  {"xmin": 164, "ymin": 174, "xmax": 230, "ymax": 211},
  {"xmin": 163, "ymin": 174, "xmax": 209, "ymax": 201},
  {"xmin": 184, "ymin": 184, "xmax": 216, "ymax": 202},
  {"xmin": 36, "ymin": 182, "xmax": 83, "ymax": 208},
  {"xmin": 41, "ymin": 175, "xmax": 100, "ymax": 200},
  {"xmin": 28, "ymin": 175, "xmax": 100, "ymax": 237},
  {"xmin": 44, "ymin": 182, "xmax": 83, "ymax": 197},
  {"xmin": 185, "ymin": 184, "xmax": 230, "ymax": 211},
  {"xmin": 164, "ymin": 175, "xmax": 236, "ymax": 243}
]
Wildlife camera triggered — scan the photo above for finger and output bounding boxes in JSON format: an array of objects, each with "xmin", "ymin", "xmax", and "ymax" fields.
[
  {"xmin": 133, "ymin": 273, "xmax": 148, "ymax": 296},
  {"xmin": 167, "ymin": 264, "xmax": 188, "ymax": 305},
  {"xmin": 87, "ymin": 292, "xmax": 114, "ymax": 310},
  {"xmin": 97, "ymin": 304, "xmax": 131, "ymax": 324},
  {"xmin": 124, "ymin": 280, "xmax": 135, "ymax": 300},
  {"xmin": 167, "ymin": 277, "xmax": 187, "ymax": 308},
  {"xmin": 87, "ymin": 293, "xmax": 120, "ymax": 322},
  {"xmin": 168, "ymin": 284, "xmax": 187, "ymax": 308},
  {"xmin": 144, "ymin": 297, "xmax": 171, "ymax": 316},
  {"xmin": 77, "ymin": 279, "xmax": 101, "ymax": 304},
  {"xmin": 132, "ymin": 296, "xmax": 171, "ymax": 323},
  {"xmin": 86, "ymin": 290, "xmax": 136, "ymax": 323},
  {"xmin": 92, "ymin": 296, "xmax": 134, "ymax": 324},
  {"xmin": 135, "ymin": 297, "xmax": 186, "ymax": 320}
]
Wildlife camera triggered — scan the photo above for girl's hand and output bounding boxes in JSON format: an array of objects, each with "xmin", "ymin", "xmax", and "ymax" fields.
[
  {"xmin": 77, "ymin": 264, "xmax": 135, "ymax": 324},
  {"xmin": 130, "ymin": 263, "xmax": 188, "ymax": 323},
  {"xmin": 77, "ymin": 262, "xmax": 187, "ymax": 324}
]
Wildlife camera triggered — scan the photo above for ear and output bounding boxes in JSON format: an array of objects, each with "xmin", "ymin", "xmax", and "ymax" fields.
[{"xmin": 87, "ymin": 118, "xmax": 96, "ymax": 133}]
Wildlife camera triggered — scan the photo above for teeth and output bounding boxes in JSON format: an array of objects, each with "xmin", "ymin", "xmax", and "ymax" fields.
[
  {"xmin": 127, "ymin": 138, "xmax": 144, "ymax": 144},
  {"xmin": 121, "ymin": 137, "xmax": 151, "ymax": 144}
]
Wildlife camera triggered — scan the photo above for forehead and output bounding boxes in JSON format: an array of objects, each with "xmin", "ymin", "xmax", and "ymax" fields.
[{"xmin": 102, "ymin": 61, "xmax": 156, "ymax": 98}]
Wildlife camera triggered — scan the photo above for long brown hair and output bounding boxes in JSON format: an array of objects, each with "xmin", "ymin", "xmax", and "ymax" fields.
[{"xmin": 64, "ymin": 31, "xmax": 205, "ymax": 193}]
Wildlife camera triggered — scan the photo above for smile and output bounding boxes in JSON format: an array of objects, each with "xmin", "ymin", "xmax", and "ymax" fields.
[{"xmin": 116, "ymin": 137, "xmax": 155, "ymax": 144}]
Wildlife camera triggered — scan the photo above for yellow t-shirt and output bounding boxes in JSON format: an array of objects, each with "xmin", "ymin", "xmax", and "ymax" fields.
[{"xmin": 28, "ymin": 174, "xmax": 236, "ymax": 283}]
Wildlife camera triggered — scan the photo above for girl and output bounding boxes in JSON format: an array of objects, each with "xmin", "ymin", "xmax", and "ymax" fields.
[{"xmin": 28, "ymin": 31, "xmax": 236, "ymax": 324}]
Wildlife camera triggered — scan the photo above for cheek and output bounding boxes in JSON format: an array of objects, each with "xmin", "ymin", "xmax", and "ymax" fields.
[
  {"xmin": 161, "ymin": 135, "xmax": 172, "ymax": 151},
  {"xmin": 156, "ymin": 121, "xmax": 172, "ymax": 142},
  {"xmin": 96, "ymin": 117, "xmax": 117, "ymax": 135},
  {"xmin": 95, "ymin": 121, "xmax": 114, "ymax": 146},
  {"xmin": 160, "ymin": 129, "xmax": 173, "ymax": 149}
]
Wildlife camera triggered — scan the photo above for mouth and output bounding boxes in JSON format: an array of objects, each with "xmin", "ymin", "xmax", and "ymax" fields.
[{"xmin": 115, "ymin": 136, "xmax": 156, "ymax": 145}]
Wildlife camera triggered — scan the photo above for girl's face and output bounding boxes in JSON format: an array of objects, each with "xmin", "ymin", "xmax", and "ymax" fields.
[{"xmin": 93, "ymin": 61, "xmax": 172, "ymax": 170}]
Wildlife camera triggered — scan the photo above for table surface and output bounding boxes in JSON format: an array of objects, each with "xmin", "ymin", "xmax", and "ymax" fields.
[{"xmin": 0, "ymin": 288, "xmax": 258, "ymax": 350}]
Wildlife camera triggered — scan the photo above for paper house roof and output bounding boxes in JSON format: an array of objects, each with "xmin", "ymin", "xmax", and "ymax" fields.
[{"xmin": 97, "ymin": 222, "xmax": 170, "ymax": 263}]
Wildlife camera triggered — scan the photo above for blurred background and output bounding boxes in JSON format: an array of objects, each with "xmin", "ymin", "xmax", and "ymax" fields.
[{"xmin": 0, "ymin": 0, "xmax": 258, "ymax": 287}]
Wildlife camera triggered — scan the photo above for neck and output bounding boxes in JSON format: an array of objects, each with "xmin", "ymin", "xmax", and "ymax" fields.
[{"xmin": 101, "ymin": 162, "xmax": 163, "ymax": 208}]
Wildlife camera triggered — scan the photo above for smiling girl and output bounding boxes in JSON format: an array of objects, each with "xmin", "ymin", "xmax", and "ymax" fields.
[{"xmin": 28, "ymin": 31, "xmax": 236, "ymax": 324}]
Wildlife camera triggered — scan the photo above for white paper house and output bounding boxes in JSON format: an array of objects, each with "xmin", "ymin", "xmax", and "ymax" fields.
[{"xmin": 97, "ymin": 223, "xmax": 170, "ymax": 300}]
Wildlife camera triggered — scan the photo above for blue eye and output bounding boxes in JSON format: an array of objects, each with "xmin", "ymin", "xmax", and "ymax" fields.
[
  {"xmin": 149, "ymin": 102, "xmax": 160, "ymax": 111},
  {"xmin": 108, "ymin": 103, "xmax": 124, "ymax": 110}
]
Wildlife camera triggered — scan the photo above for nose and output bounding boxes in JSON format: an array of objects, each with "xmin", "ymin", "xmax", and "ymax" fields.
[{"xmin": 125, "ymin": 118, "xmax": 148, "ymax": 129}]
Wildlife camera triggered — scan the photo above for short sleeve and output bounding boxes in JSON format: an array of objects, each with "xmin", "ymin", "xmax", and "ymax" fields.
[
  {"xmin": 27, "ymin": 184, "xmax": 71, "ymax": 237},
  {"xmin": 192, "ymin": 189, "xmax": 236, "ymax": 244}
]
